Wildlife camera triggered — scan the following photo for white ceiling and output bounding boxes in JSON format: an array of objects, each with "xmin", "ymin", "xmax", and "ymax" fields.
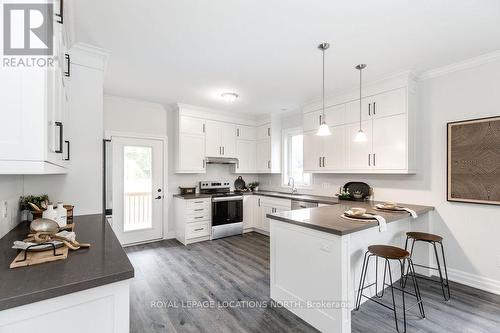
[{"xmin": 74, "ymin": 0, "xmax": 500, "ymax": 114}]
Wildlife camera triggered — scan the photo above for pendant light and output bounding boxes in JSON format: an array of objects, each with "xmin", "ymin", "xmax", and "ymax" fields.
[
  {"xmin": 316, "ymin": 42, "xmax": 331, "ymax": 136},
  {"xmin": 354, "ymin": 64, "xmax": 367, "ymax": 142}
]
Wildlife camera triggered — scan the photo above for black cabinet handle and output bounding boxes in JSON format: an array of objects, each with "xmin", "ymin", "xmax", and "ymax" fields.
[
  {"xmin": 64, "ymin": 140, "xmax": 70, "ymax": 160},
  {"xmin": 64, "ymin": 54, "xmax": 70, "ymax": 77},
  {"xmin": 55, "ymin": 0, "xmax": 63, "ymax": 24},
  {"xmin": 319, "ymin": 114, "xmax": 322, "ymax": 125},
  {"xmin": 368, "ymin": 153, "xmax": 371, "ymax": 166},
  {"xmin": 202, "ymin": 123, "xmax": 205, "ymax": 133},
  {"xmin": 194, "ymin": 228, "xmax": 204, "ymax": 231},
  {"xmin": 267, "ymin": 128, "xmax": 270, "ymax": 136},
  {"xmin": 319, "ymin": 157, "xmax": 322, "ymax": 168},
  {"xmin": 237, "ymin": 128, "xmax": 240, "ymax": 137},
  {"xmin": 373, "ymin": 102, "xmax": 376, "ymax": 115},
  {"xmin": 55, "ymin": 122, "xmax": 63, "ymax": 153},
  {"xmin": 368, "ymin": 103, "xmax": 371, "ymax": 116},
  {"xmin": 373, "ymin": 153, "xmax": 376, "ymax": 166}
]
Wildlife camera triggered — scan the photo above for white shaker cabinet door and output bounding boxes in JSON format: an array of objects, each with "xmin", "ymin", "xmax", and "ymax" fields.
[
  {"xmin": 372, "ymin": 114, "xmax": 407, "ymax": 170},
  {"xmin": 347, "ymin": 120, "xmax": 373, "ymax": 170},
  {"xmin": 178, "ymin": 134, "xmax": 206, "ymax": 172},
  {"xmin": 179, "ymin": 116, "xmax": 205, "ymax": 135},
  {"xmin": 372, "ymin": 87, "xmax": 406, "ymax": 119},
  {"xmin": 220, "ymin": 122, "xmax": 237, "ymax": 158},
  {"xmin": 323, "ymin": 126, "xmax": 347, "ymax": 170},
  {"xmin": 303, "ymin": 111, "xmax": 322, "ymax": 132},
  {"xmin": 205, "ymin": 120, "xmax": 221, "ymax": 157},
  {"xmin": 236, "ymin": 140, "xmax": 256, "ymax": 173},
  {"xmin": 303, "ymin": 131, "xmax": 322, "ymax": 172},
  {"xmin": 236, "ymin": 125, "xmax": 257, "ymax": 141},
  {"xmin": 256, "ymin": 139, "xmax": 272, "ymax": 172}
]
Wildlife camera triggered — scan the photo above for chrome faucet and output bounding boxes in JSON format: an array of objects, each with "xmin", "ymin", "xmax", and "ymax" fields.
[{"xmin": 288, "ymin": 177, "xmax": 298, "ymax": 194}]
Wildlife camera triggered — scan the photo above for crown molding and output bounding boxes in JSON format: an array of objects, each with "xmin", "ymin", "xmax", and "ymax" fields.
[{"xmin": 419, "ymin": 50, "xmax": 500, "ymax": 80}]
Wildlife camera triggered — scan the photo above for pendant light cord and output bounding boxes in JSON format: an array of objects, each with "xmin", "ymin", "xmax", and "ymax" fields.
[
  {"xmin": 359, "ymin": 66, "xmax": 362, "ymax": 131},
  {"xmin": 322, "ymin": 48, "xmax": 325, "ymax": 122}
]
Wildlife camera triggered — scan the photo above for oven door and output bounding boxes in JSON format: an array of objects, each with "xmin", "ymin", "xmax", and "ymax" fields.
[{"xmin": 212, "ymin": 196, "xmax": 243, "ymax": 226}]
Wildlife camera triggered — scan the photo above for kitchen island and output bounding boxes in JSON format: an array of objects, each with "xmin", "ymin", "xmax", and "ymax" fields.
[
  {"xmin": 267, "ymin": 200, "xmax": 433, "ymax": 333},
  {"xmin": 0, "ymin": 214, "xmax": 134, "ymax": 333}
]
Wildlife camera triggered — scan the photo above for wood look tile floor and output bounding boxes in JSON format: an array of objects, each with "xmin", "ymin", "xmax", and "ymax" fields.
[{"xmin": 126, "ymin": 232, "xmax": 500, "ymax": 333}]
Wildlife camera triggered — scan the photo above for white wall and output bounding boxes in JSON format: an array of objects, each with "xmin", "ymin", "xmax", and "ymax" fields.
[
  {"xmin": 103, "ymin": 95, "xmax": 259, "ymax": 238},
  {"xmin": 0, "ymin": 176, "xmax": 23, "ymax": 238},
  {"xmin": 260, "ymin": 58, "xmax": 500, "ymax": 292}
]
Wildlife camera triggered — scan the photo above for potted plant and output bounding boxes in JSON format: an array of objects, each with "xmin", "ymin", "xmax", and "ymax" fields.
[
  {"xmin": 248, "ymin": 181, "xmax": 260, "ymax": 192},
  {"xmin": 19, "ymin": 194, "xmax": 49, "ymax": 221}
]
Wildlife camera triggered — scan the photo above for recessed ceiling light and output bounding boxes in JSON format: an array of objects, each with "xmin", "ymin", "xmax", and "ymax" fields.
[{"xmin": 220, "ymin": 92, "xmax": 239, "ymax": 102}]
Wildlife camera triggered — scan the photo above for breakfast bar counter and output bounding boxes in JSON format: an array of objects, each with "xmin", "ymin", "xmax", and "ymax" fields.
[{"xmin": 266, "ymin": 200, "xmax": 434, "ymax": 333}]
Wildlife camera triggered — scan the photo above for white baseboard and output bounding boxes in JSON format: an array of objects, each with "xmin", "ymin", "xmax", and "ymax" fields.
[
  {"xmin": 446, "ymin": 268, "xmax": 500, "ymax": 296},
  {"xmin": 244, "ymin": 227, "xmax": 269, "ymax": 236},
  {"xmin": 164, "ymin": 231, "xmax": 176, "ymax": 239}
]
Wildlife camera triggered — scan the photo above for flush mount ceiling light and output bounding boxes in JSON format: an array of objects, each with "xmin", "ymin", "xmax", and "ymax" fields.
[
  {"xmin": 354, "ymin": 64, "xmax": 368, "ymax": 143},
  {"xmin": 220, "ymin": 92, "xmax": 239, "ymax": 102},
  {"xmin": 316, "ymin": 42, "xmax": 331, "ymax": 136}
]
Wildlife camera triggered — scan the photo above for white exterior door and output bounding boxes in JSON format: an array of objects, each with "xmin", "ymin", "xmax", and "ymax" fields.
[{"xmin": 112, "ymin": 136, "xmax": 164, "ymax": 245}]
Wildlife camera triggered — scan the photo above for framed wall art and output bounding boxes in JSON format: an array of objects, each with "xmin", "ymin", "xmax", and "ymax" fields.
[{"xmin": 447, "ymin": 116, "xmax": 500, "ymax": 205}]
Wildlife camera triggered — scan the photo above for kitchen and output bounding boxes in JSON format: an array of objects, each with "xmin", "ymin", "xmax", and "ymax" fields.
[{"xmin": 1, "ymin": 1, "xmax": 500, "ymax": 333}]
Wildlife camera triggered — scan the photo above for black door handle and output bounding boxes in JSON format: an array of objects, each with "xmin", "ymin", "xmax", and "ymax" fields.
[
  {"xmin": 155, "ymin": 196, "xmax": 162, "ymax": 200},
  {"xmin": 64, "ymin": 54, "xmax": 70, "ymax": 77},
  {"xmin": 56, "ymin": 0, "xmax": 64, "ymax": 24},
  {"xmin": 64, "ymin": 140, "xmax": 70, "ymax": 160},
  {"xmin": 55, "ymin": 122, "xmax": 63, "ymax": 153}
]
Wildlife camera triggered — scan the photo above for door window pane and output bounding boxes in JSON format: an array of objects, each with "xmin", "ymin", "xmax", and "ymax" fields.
[{"xmin": 124, "ymin": 146, "xmax": 152, "ymax": 231}]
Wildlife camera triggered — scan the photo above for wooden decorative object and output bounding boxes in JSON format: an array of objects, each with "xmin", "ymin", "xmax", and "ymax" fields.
[
  {"xmin": 10, "ymin": 246, "xmax": 69, "ymax": 268},
  {"xmin": 447, "ymin": 116, "xmax": 500, "ymax": 205}
]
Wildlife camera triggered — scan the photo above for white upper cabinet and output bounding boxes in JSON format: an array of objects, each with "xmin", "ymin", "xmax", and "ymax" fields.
[
  {"xmin": 346, "ymin": 121, "xmax": 373, "ymax": 170},
  {"xmin": 236, "ymin": 125, "xmax": 257, "ymax": 141},
  {"xmin": 303, "ymin": 126, "xmax": 347, "ymax": 173},
  {"xmin": 303, "ymin": 74, "xmax": 417, "ymax": 174},
  {"xmin": 235, "ymin": 140, "xmax": 257, "ymax": 173},
  {"xmin": 371, "ymin": 87, "xmax": 407, "ymax": 119},
  {"xmin": 174, "ymin": 112, "xmax": 206, "ymax": 173},
  {"xmin": 325, "ymin": 104, "xmax": 346, "ymax": 127},
  {"xmin": 0, "ymin": 7, "xmax": 71, "ymax": 174},
  {"xmin": 372, "ymin": 114, "xmax": 407, "ymax": 170},
  {"xmin": 303, "ymin": 111, "xmax": 323, "ymax": 132},
  {"xmin": 205, "ymin": 120, "xmax": 236, "ymax": 158},
  {"xmin": 179, "ymin": 116, "xmax": 205, "ymax": 135},
  {"xmin": 257, "ymin": 124, "xmax": 271, "ymax": 140}
]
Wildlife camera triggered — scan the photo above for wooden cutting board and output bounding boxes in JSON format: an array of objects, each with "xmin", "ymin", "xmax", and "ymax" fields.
[{"xmin": 10, "ymin": 246, "xmax": 69, "ymax": 269}]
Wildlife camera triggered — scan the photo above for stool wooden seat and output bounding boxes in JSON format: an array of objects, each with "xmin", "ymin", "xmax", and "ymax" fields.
[
  {"xmin": 368, "ymin": 245, "xmax": 410, "ymax": 260},
  {"xmin": 356, "ymin": 244, "xmax": 425, "ymax": 332},
  {"xmin": 405, "ymin": 231, "xmax": 450, "ymax": 301},
  {"xmin": 406, "ymin": 231, "xmax": 443, "ymax": 242}
]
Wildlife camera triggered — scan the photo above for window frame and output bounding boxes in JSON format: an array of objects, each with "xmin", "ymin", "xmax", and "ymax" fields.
[{"xmin": 281, "ymin": 127, "xmax": 312, "ymax": 189}]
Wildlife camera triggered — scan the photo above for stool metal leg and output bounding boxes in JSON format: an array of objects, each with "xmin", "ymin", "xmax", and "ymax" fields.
[
  {"xmin": 375, "ymin": 257, "xmax": 388, "ymax": 298},
  {"xmin": 408, "ymin": 258, "xmax": 425, "ymax": 318},
  {"xmin": 355, "ymin": 252, "xmax": 371, "ymax": 310},
  {"xmin": 434, "ymin": 241, "xmax": 451, "ymax": 301},
  {"xmin": 386, "ymin": 259, "xmax": 402, "ymax": 333}
]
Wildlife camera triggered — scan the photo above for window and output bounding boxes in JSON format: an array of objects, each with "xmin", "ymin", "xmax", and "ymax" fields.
[{"xmin": 283, "ymin": 128, "xmax": 311, "ymax": 187}]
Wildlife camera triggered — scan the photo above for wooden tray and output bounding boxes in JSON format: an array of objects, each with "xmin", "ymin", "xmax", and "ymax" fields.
[{"xmin": 10, "ymin": 246, "xmax": 68, "ymax": 268}]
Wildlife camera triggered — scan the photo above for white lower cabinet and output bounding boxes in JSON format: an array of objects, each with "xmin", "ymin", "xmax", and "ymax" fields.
[
  {"xmin": 174, "ymin": 197, "xmax": 211, "ymax": 245},
  {"xmin": 254, "ymin": 196, "xmax": 291, "ymax": 233}
]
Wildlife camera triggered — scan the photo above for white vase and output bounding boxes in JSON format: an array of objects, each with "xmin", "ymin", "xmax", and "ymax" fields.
[{"xmin": 42, "ymin": 204, "xmax": 57, "ymax": 222}]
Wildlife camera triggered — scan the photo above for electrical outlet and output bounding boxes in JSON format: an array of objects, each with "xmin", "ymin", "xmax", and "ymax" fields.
[{"xmin": 321, "ymin": 183, "xmax": 330, "ymax": 189}]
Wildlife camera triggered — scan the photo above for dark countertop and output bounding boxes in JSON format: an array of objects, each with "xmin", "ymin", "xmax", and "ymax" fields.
[
  {"xmin": 174, "ymin": 190, "xmax": 339, "ymax": 205},
  {"xmin": 267, "ymin": 200, "xmax": 434, "ymax": 236},
  {"xmin": 173, "ymin": 193, "xmax": 212, "ymax": 200},
  {"xmin": 0, "ymin": 214, "xmax": 134, "ymax": 311}
]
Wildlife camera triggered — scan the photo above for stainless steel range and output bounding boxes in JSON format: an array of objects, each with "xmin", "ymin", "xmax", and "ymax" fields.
[{"xmin": 199, "ymin": 181, "xmax": 243, "ymax": 240}]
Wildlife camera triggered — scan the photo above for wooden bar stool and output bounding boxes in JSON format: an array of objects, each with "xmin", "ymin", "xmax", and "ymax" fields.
[
  {"xmin": 355, "ymin": 245, "xmax": 425, "ymax": 333},
  {"xmin": 405, "ymin": 231, "xmax": 451, "ymax": 301}
]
